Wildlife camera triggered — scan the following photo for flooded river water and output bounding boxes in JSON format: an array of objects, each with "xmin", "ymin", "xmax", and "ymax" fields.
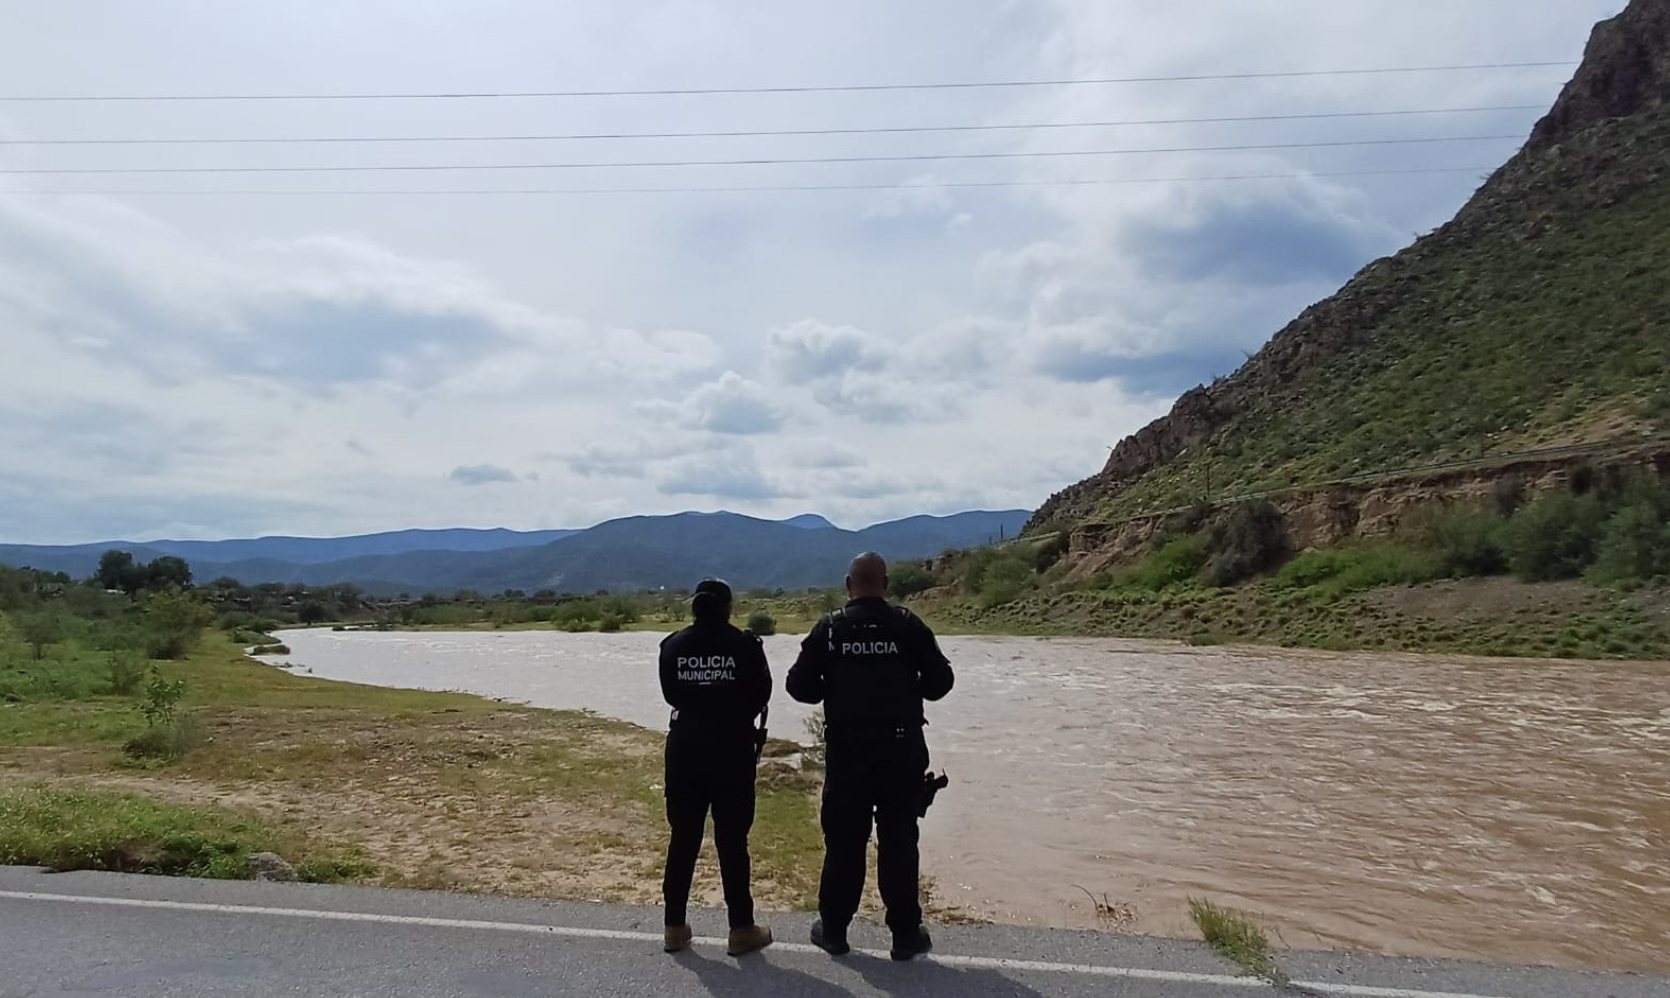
[{"xmin": 272, "ymin": 629, "xmax": 1670, "ymax": 973}]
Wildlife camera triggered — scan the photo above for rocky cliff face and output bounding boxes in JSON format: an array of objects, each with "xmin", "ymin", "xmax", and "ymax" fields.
[
  {"xmin": 1528, "ymin": 0, "xmax": 1670, "ymax": 152},
  {"xmin": 1029, "ymin": 0, "xmax": 1670, "ymax": 532},
  {"xmin": 1064, "ymin": 442, "xmax": 1670, "ymax": 579}
]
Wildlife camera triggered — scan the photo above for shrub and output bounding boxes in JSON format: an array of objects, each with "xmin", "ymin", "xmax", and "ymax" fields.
[
  {"xmin": 1207, "ymin": 501, "xmax": 1289, "ymax": 587},
  {"xmin": 1272, "ymin": 545, "xmax": 1439, "ymax": 598},
  {"xmin": 597, "ymin": 613, "xmax": 625, "ymax": 633},
  {"xmin": 745, "ymin": 612, "xmax": 777, "ymax": 636},
  {"xmin": 1126, "ymin": 535, "xmax": 1211, "ymax": 592},
  {"xmin": 124, "ymin": 713, "xmax": 206, "ymax": 762},
  {"xmin": 802, "ymin": 708, "xmax": 827, "ymax": 770},
  {"xmin": 106, "ymin": 652, "xmax": 148, "ymax": 695},
  {"xmin": 1587, "ymin": 500, "xmax": 1670, "ymax": 584},
  {"xmin": 1414, "ymin": 505, "xmax": 1510, "ymax": 577},
  {"xmin": 977, "ymin": 554, "xmax": 1035, "ymax": 607},
  {"xmin": 553, "ymin": 600, "xmax": 600, "ymax": 632},
  {"xmin": 888, "ymin": 562, "xmax": 938, "ymax": 599},
  {"xmin": 1507, "ymin": 492, "xmax": 1608, "ymax": 581},
  {"xmin": 143, "ymin": 589, "xmax": 214, "ymax": 660},
  {"xmin": 13, "ymin": 609, "xmax": 66, "ymax": 660}
]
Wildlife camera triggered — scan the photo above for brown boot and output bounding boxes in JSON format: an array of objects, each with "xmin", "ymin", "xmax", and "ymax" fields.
[
  {"xmin": 726, "ymin": 924, "xmax": 773, "ymax": 956},
  {"xmin": 663, "ymin": 924, "xmax": 693, "ymax": 953}
]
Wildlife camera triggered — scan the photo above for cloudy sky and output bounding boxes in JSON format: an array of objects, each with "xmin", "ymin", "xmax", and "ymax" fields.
[{"xmin": 0, "ymin": 1, "xmax": 1624, "ymax": 543}]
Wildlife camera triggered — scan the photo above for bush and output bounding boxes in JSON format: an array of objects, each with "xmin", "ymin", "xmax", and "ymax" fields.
[
  {"xmin": 1507, "ymin": 492, "xmax": 1609, "ymax": 581},
  {"xmin": 597, "ymin": 613, "xmax": 624, "ymax": 633},
  {"xmin": 746, "ymin": 612, "xmax": 777, "ymax": 636},
  {"xmin": 106, "ymin": 652, "xmax": 148, "ymax": 695},
  {"xmin": 1207, "ymin": 501, "xmax": 1289, "ymax": 587},
  {"xmin": 888, "ymin": 562, "xmax": 938, "ymax": 600},
  {"xmin": 250, "ymin": 644, "xmax": 291, "ymax": 656},
  {"xmin": 1272, "ymin": 545, "xmax": 1439, "ymax": 598},
  {"xmin": 143, "ymin": 589, "xmax": 214, "ymax": 660},
  {"xmin": 1588, "ymin": 499, "xmax": 1670, "ymax": 584},
  {"xmin": 1415, "ymin": 505, "xmax": 1510, "ymax": 577},
  {"xmin": 1126, "ymin": 535, "xmax": 1211, "ymax": 592},
  {"xmin": 124, "ymin": 713, "xmax": 207, "ymax": 762},
  {"xmin": 553, "ymin": 600, "xmax": 600, "ymax": 632},
  {"xmin": 13, "ymin": 609, "xmax": 66, "ymax": 660},
  {"xmin": 802, "ymin": 708, "xmax": 826, "ymax": 770},
  {"xmin": 977, "ymin": 553, "xmax": 1035, "ymax": 607}
]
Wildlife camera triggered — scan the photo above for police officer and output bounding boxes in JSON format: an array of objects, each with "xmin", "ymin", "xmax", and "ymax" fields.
[
  {"xmin": 658, "ymin": 578, "xmax": 774, "ymax": 957},
  {"xmin": 786, "ymin": 552, "xmax": 955, "ymax": 961}
]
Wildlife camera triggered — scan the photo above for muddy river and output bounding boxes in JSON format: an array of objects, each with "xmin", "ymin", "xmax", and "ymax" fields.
[{"xmin": 271, "ymin": 629, "xmax": 1670, "ymax": 973}]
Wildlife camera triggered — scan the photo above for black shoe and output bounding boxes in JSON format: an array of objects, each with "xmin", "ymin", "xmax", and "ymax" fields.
[
  {"xmin": 809, "ymin": 918, "xmax": 850, "ymax": 956},
  {"xmin": 890, "ymin": 925, "xmax": 933, "ymax": 961}
]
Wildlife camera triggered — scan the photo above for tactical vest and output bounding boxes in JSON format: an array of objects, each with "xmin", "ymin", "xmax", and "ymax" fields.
[{"xmin": 821, "ymin": 604, "xmax": 923, "ymax": 731}]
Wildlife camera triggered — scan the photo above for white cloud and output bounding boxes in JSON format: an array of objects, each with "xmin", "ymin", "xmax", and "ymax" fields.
[
  {"xmin": 682, "ymin": 371, "xmax": 786, "ymax": 435},
  {"xmin": 0, "ymin": 0, "xmax": 1626, "ymax": 541}
]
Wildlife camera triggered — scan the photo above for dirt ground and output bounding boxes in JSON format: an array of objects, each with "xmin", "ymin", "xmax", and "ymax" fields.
[{"xmin": 1, "ymin": 703, "xmax": 820, "ymax": 913}]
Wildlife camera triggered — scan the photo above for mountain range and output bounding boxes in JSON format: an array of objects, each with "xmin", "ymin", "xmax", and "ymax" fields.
[{"xmin": 0, "ymin": 510, "xmax": 1029, "ymax": 595}]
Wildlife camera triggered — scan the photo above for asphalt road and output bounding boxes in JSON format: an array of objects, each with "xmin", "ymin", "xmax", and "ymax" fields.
[{"xmin": 1, "ymin": 867, "xmax": 1662, "ymax": 998}]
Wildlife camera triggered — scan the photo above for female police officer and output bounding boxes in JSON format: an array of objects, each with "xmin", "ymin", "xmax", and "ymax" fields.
[{"xmin": 658, "ymin": 577, "xmax": 774, "ymax": 956}]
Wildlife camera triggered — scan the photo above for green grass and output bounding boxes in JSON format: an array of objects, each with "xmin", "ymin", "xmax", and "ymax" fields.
[
  {"xmin": 0, "ymin": 785, "xmax": 371, "ymax": 881},
  {"xmin": 1188, "ymin": 897, "xmax": 1285, "ymax": 982},
  {"xmin": 1272, "ymin": 544, "xmax": 1442, "ymax": 600}
]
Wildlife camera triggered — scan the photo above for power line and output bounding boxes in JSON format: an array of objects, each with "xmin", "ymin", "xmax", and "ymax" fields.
[
  {"xmin": 0, "ymin": 134, "xmax": 1523, "ymax": 175},
  {"xmin": 0, "ymin": 105, "xmax": 1544, "ymax": 146},
  {"xmin": 0, "ymin": 62, "xmax": 1577, "ymax": 102},
  {"xmin": 0, "ymin": 166, "xmax": 1497, "ymax": 196}
]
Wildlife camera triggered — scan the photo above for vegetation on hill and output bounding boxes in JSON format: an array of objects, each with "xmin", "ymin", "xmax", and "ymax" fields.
[{"xmin": 916, "ymin": 471, "xmax": 1670, "ymax": 659}]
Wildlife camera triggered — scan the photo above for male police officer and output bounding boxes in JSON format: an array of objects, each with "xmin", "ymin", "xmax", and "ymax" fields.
[
  {"xmin": 658, "ymin": 578, "xmax": 774, "ymax": 957},
  {"xmin": 786, "ymin": 552, "xmax": 955, "ymax": 961}
]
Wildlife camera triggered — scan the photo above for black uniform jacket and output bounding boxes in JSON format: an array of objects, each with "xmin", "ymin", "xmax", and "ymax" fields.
[
  {"xmin": 785, "ymin": 597, "xmax": 953, "ymax": 732},
  {"xmin": 660, "ymin": 620, "xmax": 772, "ymax": 737}
]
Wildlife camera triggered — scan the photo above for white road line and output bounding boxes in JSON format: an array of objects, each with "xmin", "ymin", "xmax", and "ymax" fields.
[{"xmin": 0, "ymin": 889, "xmax": 1546, "ymax": 998}]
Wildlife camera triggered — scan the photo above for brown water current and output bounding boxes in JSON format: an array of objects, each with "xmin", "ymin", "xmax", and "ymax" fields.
[{"xmin": 273, "ymin": 629, "xmax": 1670, "ymax": 973}]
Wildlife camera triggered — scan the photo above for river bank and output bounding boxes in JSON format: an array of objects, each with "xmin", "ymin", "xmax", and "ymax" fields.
[
  {"xmin": 913, "ymin": 576, "xmax": 1670, "ymax": 660},
  {"xmin": 0, "ymin": 631, "xmax": 825, "ymax": 914}
]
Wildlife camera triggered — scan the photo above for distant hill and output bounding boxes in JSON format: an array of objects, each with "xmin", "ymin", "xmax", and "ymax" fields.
[
  {"xmin": 0, "ymin": 527, "xmax": 574, "ymax": 579},
  {"xmin": 0, "ymin": 510, "xmax": 1030, "ymax": 595},
  {"xmin": 1031, "ymin": 0, "xmax": 1670, "ymax": 530}
]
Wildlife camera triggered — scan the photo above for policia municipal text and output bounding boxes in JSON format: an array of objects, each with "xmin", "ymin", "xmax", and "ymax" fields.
[{"xmin": 657, "ymin": 578, "xmax": 774, "ymax": 956}]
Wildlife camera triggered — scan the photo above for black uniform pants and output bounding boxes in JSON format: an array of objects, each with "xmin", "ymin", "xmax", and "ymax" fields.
[
  {"xmin": 662, "ymin": 728, "xmax": 757, "ymax": 929},
  {"xmin": 818, "ymin": 730, "xmax": 930, "ymax": 934}
]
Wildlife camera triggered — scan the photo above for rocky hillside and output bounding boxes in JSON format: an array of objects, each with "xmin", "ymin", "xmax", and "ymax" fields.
[{"xmin": 1032, "ymin": 0, "xmax": 1670, "ymax": 531}]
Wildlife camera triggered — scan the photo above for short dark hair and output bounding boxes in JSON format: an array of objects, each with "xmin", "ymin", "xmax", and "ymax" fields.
[{"xmin": 692, "ymin": 577, "xmax": 733, "ymax": 622}]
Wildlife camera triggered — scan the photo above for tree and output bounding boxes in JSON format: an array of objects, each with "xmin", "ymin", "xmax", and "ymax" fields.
[
  {"xmin": 15, "ymin": 609, "xmax": 66, "ymax": 660},
  {"xmin": 144, "ymin": 588, "xmax": 215, "ymax": 660},
  {"xmin": 0, "ymin": 564, "xmax": 32, "ymax": 610},
  {"xmin": 297, "ymin": 600, "xmax": 328, "ymax": 625},
  {"xmin": 143, "ymin": 556, "xmax": 193, "ymax": 591},
  {"xmin": 96, "ymin": 550, "xmax": 143, "ymax": 595}
]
